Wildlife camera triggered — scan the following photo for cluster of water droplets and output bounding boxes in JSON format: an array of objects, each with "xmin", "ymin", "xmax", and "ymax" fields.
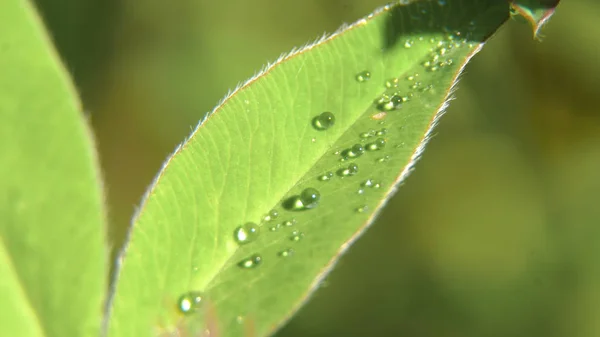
[{"xmin": 177, "ymin": 11, "xmax": 479, "ymax": 311}]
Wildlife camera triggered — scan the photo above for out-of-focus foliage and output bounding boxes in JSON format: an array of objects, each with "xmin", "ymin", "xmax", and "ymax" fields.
[{"xmin": 33, "ymin": 0, "xmax": 598, "ymax": 336}]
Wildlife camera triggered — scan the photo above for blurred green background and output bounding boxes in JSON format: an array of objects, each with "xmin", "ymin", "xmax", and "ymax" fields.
[{"xmin": 32, "ymin": 0, "xmax": 600, "ymax": 336}]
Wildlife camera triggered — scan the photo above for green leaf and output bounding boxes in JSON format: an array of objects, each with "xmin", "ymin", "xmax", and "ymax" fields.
[
  {"xmin": 0, "ymin": 1, "xmax": 107, "ymax": 337},
  {"xmin": 510, "ymin": 0, "xmax": 561, "ymax": 38},
  {"xmin": 106, "ymin": 1, "xmax": 512, "ymax": 336}
]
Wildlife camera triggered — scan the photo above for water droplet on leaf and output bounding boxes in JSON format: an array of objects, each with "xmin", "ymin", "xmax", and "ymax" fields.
[
  {"xmin": 341, "ymin": 143, "xmax": 365, "ymax": 159},
  {"xmin": 178, "ymin": 292, "xmax": 203, "ymax": 314},
  {"xmin": 290, "ymin": 230, "xmax": 305, "ymax": 241},
  {"xmin": 279, "ymin": 248, "xmax": 294, "ymax": 257},
  {"xmin": 366, "ymin": 138, "xmax": 386, "ymax": 151},
  {"xmin": 337, "ymin": 163, "xmax": 359, "ymax": 177},
  {"xmin": 385, "ymin": 78, "xmax": 399, "ymax": 88},
  {"xmin": 312, "ymin": 112, "xmax": 335, "ymax": 131},
  {"xmin": 283, "ymin": 188, "xmax": 321, "ymax": 211},
  {"xmin": 233, "ymin": 222, "xmax": 259, "ymax": 244},
  {"xmin": 318, "ymin": 171, "xmax": 334, "ymax": 181},
  {"xmin": 356, "ymin": 205, "xmax": 368, "ymax": 213},
  {"xmin": 238, "ymin": 254, "xmax": 262, "ymax": 269},
  {"xmin": 355, "ymin": 70, "xmax": 371, "ymax": 82}
]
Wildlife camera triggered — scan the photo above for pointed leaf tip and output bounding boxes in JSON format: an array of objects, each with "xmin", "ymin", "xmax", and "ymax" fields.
[{"xmin": 510, "ymin": 0, "xmax": 561, "ymax": 39}]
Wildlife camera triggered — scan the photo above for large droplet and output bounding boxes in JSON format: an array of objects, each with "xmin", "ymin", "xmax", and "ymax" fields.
[
  {"xmin": 312, "ymin": 112, "xmax": 336, "ymax": 131},
  {"xmin": 355, "ymin": 70, "xmax": 371, "ymax": 82},
  {"xmin": 233, "ymin": 222, "xmax": 259, "ymax": 244},
  {"xmin": 283, "ymin": 188, "xmax": 321, "ymax": 211},
  {"xmin": 178, "ymin": 291, "xmax": 204, "ymax": 314},
  {"xmin": 300, "ymin": 188, "xmax": 320, "ymax": 208},
  {"xmin": 238, "ymin": 254, "xmax": 262, "ymax": 269}
]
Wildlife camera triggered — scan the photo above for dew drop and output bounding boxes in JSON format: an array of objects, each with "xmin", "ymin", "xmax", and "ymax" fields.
[
  {"xmin": 283, "ymin": 188, "xmax": 321, "ymax": 211},
  {"xmin": 403, "ymin": 40, "xmax": 413, "ymax": 48},
  {"xmin": 263, "ymin": 209, "xmax": 279, "ymax": 222},
  {"xmin": 377, "ymin": 155, "xmax": 391, "ymax": 163},
  {"xmin": 341, "ymin": 143, "xmax": 365, "ymax": 159},
  {"xmin": 337, "ymin": 163, "xmax": 359, "ymax": 177},
  {"xmin": 376, "ymin": 94, "xmax": 403, "ymax": 111},
  {"xmin": 357, "ymin": 189, "xmax": 365, "ymax": 195},
  {"xmin": 312, "ymin": 111, "xmax": 335, "ymax": 131},
  {"xmin": 301, "ymin": 188, "xmax": 320, "ymax": 208},
  {"xmin": 366, "ymin": 138, "xmax": 386, "ymax": 151},
  {"xmin": 278, "ymin": 248, "xmax": 294, "ymax": 257},
  {"xmin": 355, "ymin": 70, "xmax": 371, "ymax": 82},
  {"xmin": 356, "ymin": 205, "xmax": 369, "ymax": 213},
  {"xmin": 290, "ymin": 230, "xmax": 305, "ymax": 241},
  {"xmin": 284, "ymin": 219, "xmax": 296, "ymax": 227},
  {"xmin": 233, "ymin": 222, "xmax": 259, "ymax": 244},
  {"xmin": 178, "ymin": 292, "xmax": 203, "ymax": 314},
  {"xmin": 362, "ymin": 179, "xmax": 374, "ymax": 187},
  {"xmin": 238, "ymin": 254, "xmax": 262, "ymax": 269},
  {"xmin": 360, "ymin": 129, "xmax": 377, "ymax": 139},
  {"xmin": 376, "ymin": 128, "xmax": 388, "ymax": 136},
  {"xmin": 318, "ymin": 171, "xmax": 334, "ymax": 181},
  {"xmin": 385, "ymin": 78, "xmax": 399, "ymax": 88}
]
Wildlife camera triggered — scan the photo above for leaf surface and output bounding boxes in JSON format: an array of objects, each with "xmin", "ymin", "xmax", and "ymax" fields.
[
  {"xmin": 106, "ymin": 1, "xmax": 510, "ymax": 336},
  {"xmin": 0, "ymin": 1, "xmax": 107, "ymax": 336}
]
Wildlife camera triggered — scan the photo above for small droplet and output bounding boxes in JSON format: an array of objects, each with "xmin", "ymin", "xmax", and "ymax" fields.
[
  {"xmin": 318, "ymin": 171, "xmax": 334, "ymax": 181},
  {"xmin": 366, "ymin": 138, "xmax": 386, "ymax": 151},
  {"xmin": 178, "ymin": 292, "xmax": 203, "ymax": 314},
  {"xmin": 404, "ymin": 40, "xmax": 413, "ymax": 48},
  {"xmin": 283, "ymin": 188, "xmax": 321, "ymax": 211},
  {"xmin": 357, "ymin": 189, "xmax": 365, "ymax": 195},
  {"xmin": 312, "ymin": 112, "xmax": 336, "ymax": 131},
  {"xmin": 341, "ymin": 143, "xmax": 365, "ymax": 159},
  {"xmin": 360, "ymin": 129, "xmax": 377, "ymax": 139},
  {"xmin": 283, "ymin": 219, "xmax": 296, "ymax": 227},
  {"xmin": 236, "ymin": 316, "xmax": 245, "ymax": 324},
  {"xmin": 263, "ymin": 209, "xmax": 279, "ymax": 222},
  {"xmin": 356, "ymin": 205, "xmax": 368, "ymax": 213},
  {"xmin": 355, "ymin": 70, "xmax": 371, "ymax": 82},
  {"xmin": 238, "ymin": 254, "xmax": 262, "ymax": 269},
  {"xmin": 377, "ymin": 155, "xmax": 391, "ymax": 163},
  {"xmin": 337, "ymin": 163, "xmax": 359, "ymax": 177},
  {"xmin": 362, "ymin": 179, "xmax": 374, "ymax": 187},
  {"xmin": 375, "ymin": 94, "xmax": 403, "ymax": 111},
  {"xmin": 290, "ymin": 231, "xmax": 305, "ymax": 241},
  {"xmin": 233, "ymin": 222, "xmax": 259, "ymax": 244},
  {"xmin": 376, "ymin": 128, "xmax": 388, "ymax": 136},
  {"xmin": 279, "ymin": 248, "xmax": 294, "ymax": 257},
  {"xmin": 385, "ymin": 78, "xmax": 399, "ymax": 88}
]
